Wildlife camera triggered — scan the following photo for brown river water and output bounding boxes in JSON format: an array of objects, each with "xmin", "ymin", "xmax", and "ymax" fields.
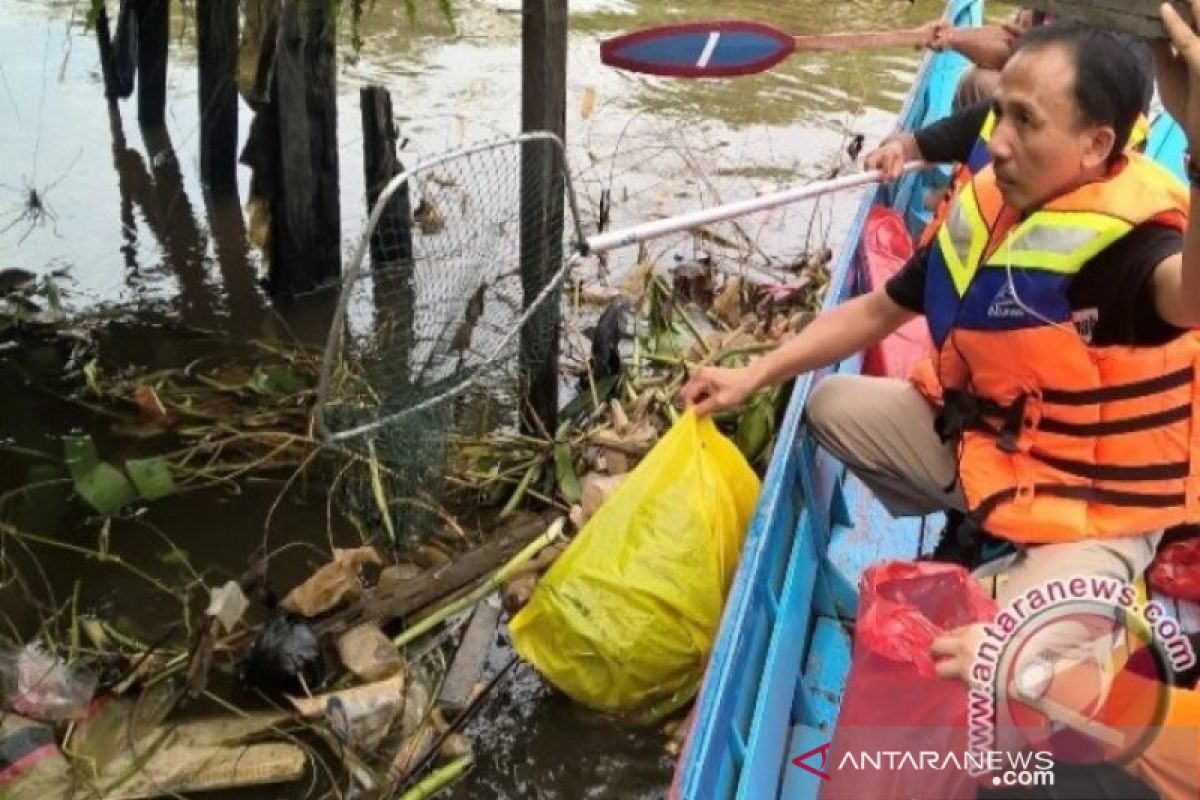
[{"xmin": 0, "ymin": 0, "xmax": 965, "ymax": 796}]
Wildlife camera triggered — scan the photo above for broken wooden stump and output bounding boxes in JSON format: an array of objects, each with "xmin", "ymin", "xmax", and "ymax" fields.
[
  {"xmin": 197, "ymin": 0, "xmax": 240, "ymax": 192},
  {"xmin": 237, "ymin": 0, "xmax": 280, "ymax": 105},
  {"xmin": 361, "ymin": 84, "xmax": 418, "ymax": 422},
  {"xmin": 95, "ymin": 6, "xmax": 123, "ymax": 101},
  {"xmin": 136, "ymin": 0, "xmax": 169, "ymax": 127},
  {"xmin": 518, "ymin": 0, "xmax": 569, "ymax": 436},
  {"xmin": 361, "ymin": 85, "xmax": 414, "ymax": 266},
  {"xmin": 270, "ymin": 0, "xmax": 341, "ymax": 296}
]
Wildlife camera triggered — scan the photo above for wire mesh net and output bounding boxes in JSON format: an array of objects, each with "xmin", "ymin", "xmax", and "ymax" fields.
[{"xmin": 316, "ymin": 133, "xmax": 583, "ymax": 545}]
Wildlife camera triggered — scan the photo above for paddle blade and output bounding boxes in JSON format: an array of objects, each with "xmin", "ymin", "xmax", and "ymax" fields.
[{"xmin": 600, "ymin": 20, "xmax": 795, "ymax": 78}]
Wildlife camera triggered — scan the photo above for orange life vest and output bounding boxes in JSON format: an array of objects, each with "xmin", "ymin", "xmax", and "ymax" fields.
[{"xmin": 909, "ymin": 152, "xmax": 1198, "ymax": 544}]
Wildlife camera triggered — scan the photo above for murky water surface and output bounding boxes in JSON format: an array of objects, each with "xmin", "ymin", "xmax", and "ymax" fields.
[{"xmin": 0, "ymin": 0, "xmax": 952, "ymax": 795}]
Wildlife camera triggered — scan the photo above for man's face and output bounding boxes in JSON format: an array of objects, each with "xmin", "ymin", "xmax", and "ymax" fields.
[{"xmin": 986, "ymin": 45, "xmax": 1115, "ymax": 213}]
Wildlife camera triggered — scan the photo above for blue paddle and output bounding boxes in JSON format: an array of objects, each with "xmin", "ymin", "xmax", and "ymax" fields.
[{"xmin": 601, "ymin": 20, "xmax": 930, "ymax": 78}]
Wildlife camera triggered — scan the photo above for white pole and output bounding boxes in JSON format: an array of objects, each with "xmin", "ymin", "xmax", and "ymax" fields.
[{"xmin": 583, "ymin": 160, "xmax": 928, "ymax": 255}]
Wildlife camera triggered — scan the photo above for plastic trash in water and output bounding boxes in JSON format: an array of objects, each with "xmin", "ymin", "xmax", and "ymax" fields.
[
  {"xmin": 0, "ymin": 642, "xmax": 98, "ymax": 722},
  {"xmin": 238, "ymin": 613, "xmax": 326, "ymax": 698}
]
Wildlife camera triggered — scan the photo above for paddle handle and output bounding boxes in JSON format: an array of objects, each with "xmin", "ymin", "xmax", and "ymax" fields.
[
  {"xmin": 791, "ymin": 27, "xmax": 931, "ymax": 52},
  {"xmin": 583, "ymin": 161, "xmax": 928, "ymax": 255}
]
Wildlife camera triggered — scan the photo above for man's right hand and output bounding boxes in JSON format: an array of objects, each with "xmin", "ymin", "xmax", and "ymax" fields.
[
  {"xmin": 920, "ymin": 18, "xmax": 953, "ymax": 51},
  {"xmin": 1157, "ymin": 0, "xmax": 1200, "ymax": 149},
  {"xmin": 863, "ymin": 136, "xmax": 909, "ymax": 183},
  {"xmin": 679, "ymin": 365, "xmax": 759, "ymax": 418}
]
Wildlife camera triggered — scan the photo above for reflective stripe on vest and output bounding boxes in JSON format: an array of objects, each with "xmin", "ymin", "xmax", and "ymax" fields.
[{"xmin": 914, "ymin": 153, "xmax": 1197, "ymax": 544}]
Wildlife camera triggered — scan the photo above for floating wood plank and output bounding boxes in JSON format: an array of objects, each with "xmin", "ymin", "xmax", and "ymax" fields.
[
  {"xmin": 320, "ymin": 512, "xmax": 554, "ymax": 636},
  {"xmin": 109, "ymin": 743, "xmax": 307, "ymax": 799},
  {"xmin": 1022, "ymin": 0, "xmax": 1194, "ymax": 38},
  {"xmin": 438, "ymin": 593, "xmax": 503, "ymax": 715}
]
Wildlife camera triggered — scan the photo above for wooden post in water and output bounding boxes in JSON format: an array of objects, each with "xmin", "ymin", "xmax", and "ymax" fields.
[
  {"xmin": 136, "ymin": 0, "xmax": 169, "ymax": 128},
  {"xmin": 197, "ymin": 0, "xmax": 239, "ymax": 192},
  {"xmin": 360, "ymin": 84, "xmax": 415, "ymax": 398},
  {"xmin": 270, "ymin": 0, "xmax": 342, "ymax": 296},
  {"xmin": 96, "ymin": 0, "xmax": 135, "ymax": 100},
  {"xmin": 359, "ymin": 87, "xmax": 421, "ymax": 542},
  {"xmin": 519, "ymin": 0, "xmax": 568, "ymax": 436},
  {"xmin": 95, "ymin": 6, "xmax": 120, "ymax": 100},
  {"xmin": 360, "ymin": 86, "xmax": 413, "ymax": 265}
]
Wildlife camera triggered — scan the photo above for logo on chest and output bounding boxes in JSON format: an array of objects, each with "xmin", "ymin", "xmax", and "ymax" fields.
[{"xmin": 986, "ymin": 283, "xmax": 1026, "ymax": 320}]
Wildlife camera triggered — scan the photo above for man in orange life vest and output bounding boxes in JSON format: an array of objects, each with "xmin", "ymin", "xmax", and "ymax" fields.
[
  {"xmin": 858, "ymin": 26, "xmax": 1153, "ymax": 567},
  {"xmin": 680, "ymin": 19, "xmax": 1200, "ymax": 734}
]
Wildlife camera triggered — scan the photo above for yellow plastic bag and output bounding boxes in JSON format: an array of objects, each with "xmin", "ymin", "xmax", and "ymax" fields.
[{"xmin": 509, "ymin": 411, "xmax": 760, "ymax": 722}]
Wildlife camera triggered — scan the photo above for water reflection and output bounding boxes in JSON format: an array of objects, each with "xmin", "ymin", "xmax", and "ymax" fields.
[{"xmin": 203, "ymin": 191, "xmax": 266, "ymax": 336}]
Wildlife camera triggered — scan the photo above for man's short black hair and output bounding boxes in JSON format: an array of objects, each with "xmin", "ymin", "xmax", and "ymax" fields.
[{"xmin": 1016, "ymin": 22, "xmax": 1153, "ymax": 163}]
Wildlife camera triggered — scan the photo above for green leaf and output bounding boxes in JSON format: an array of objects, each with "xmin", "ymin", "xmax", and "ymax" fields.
[
  {"xmin": 63, "ymin": 434, "xmax": 101, "ymax": 481},
  {"xmin": 734, "ymin": 394, "xmax": 774, "ymax": 465},
  {"xmin": 246, "ymin": 365, "xmax": 308, "ymax": 396},
  {"xmin": 553, "ymin": 441, "xmax": 582, "ymax": 504},
  {"xmin": 648, "ymin": 327, "xmax": 689, "ymax": 359},
  {"xmin": 63, "ymin": 435, "xmax": 149, "ymax": 515},
  {"xmin": 75, "ymin": 461, "xmax": 136, "ymax": 515},
  {"xmin": 367, "ymin": 440, "xmax": 399, "ymax": 545},
  {"xmin": 125, "ymin": 457, "xmax": 176, "ymax": 500}
]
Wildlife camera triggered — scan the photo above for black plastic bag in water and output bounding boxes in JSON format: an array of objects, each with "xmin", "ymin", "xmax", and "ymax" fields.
[{"xmin": 238, "ymin": 613, "xmax": 325, "ymax": 698}]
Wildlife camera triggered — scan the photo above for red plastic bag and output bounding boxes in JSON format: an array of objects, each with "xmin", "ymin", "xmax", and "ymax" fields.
[
  {"xmin": 859, "ymin": 207, "xmax": 933, "ymax": 380},
  {"xmin": 1148, "ymin": 527, "xmax": 1200, "ymax": 601},
  {"xmin": 820, "ymin": 561, "xmax": 997, "ymax": 800}
]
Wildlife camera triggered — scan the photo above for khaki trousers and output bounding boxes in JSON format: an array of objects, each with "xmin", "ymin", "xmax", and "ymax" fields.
[{"xmin": 803, "ymin": 373, "xmax": 1161, "ymax": 607}]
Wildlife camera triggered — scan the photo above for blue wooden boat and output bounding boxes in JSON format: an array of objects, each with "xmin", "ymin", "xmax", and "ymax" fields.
[{"xmin": 670, "ymin": 2, "xmax": 1194, "ymax": 798}]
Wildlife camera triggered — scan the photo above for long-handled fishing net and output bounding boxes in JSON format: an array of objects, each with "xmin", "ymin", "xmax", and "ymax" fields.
[{"xmin": 315, "ymin": 130, "xmax": 921, "ymax": 543}]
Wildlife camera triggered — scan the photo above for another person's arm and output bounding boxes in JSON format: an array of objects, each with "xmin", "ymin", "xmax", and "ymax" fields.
[
  {"xmin": 931, "ymin": 23, "xmax": 1020, "ymax": 70},
  {"xmin": 1149, "ymin": 2, "xmax": 1200, "ymax": 328},
  {"xmin": 678, "ymin": 288, "xmax": 916, "ymax": 417}
]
